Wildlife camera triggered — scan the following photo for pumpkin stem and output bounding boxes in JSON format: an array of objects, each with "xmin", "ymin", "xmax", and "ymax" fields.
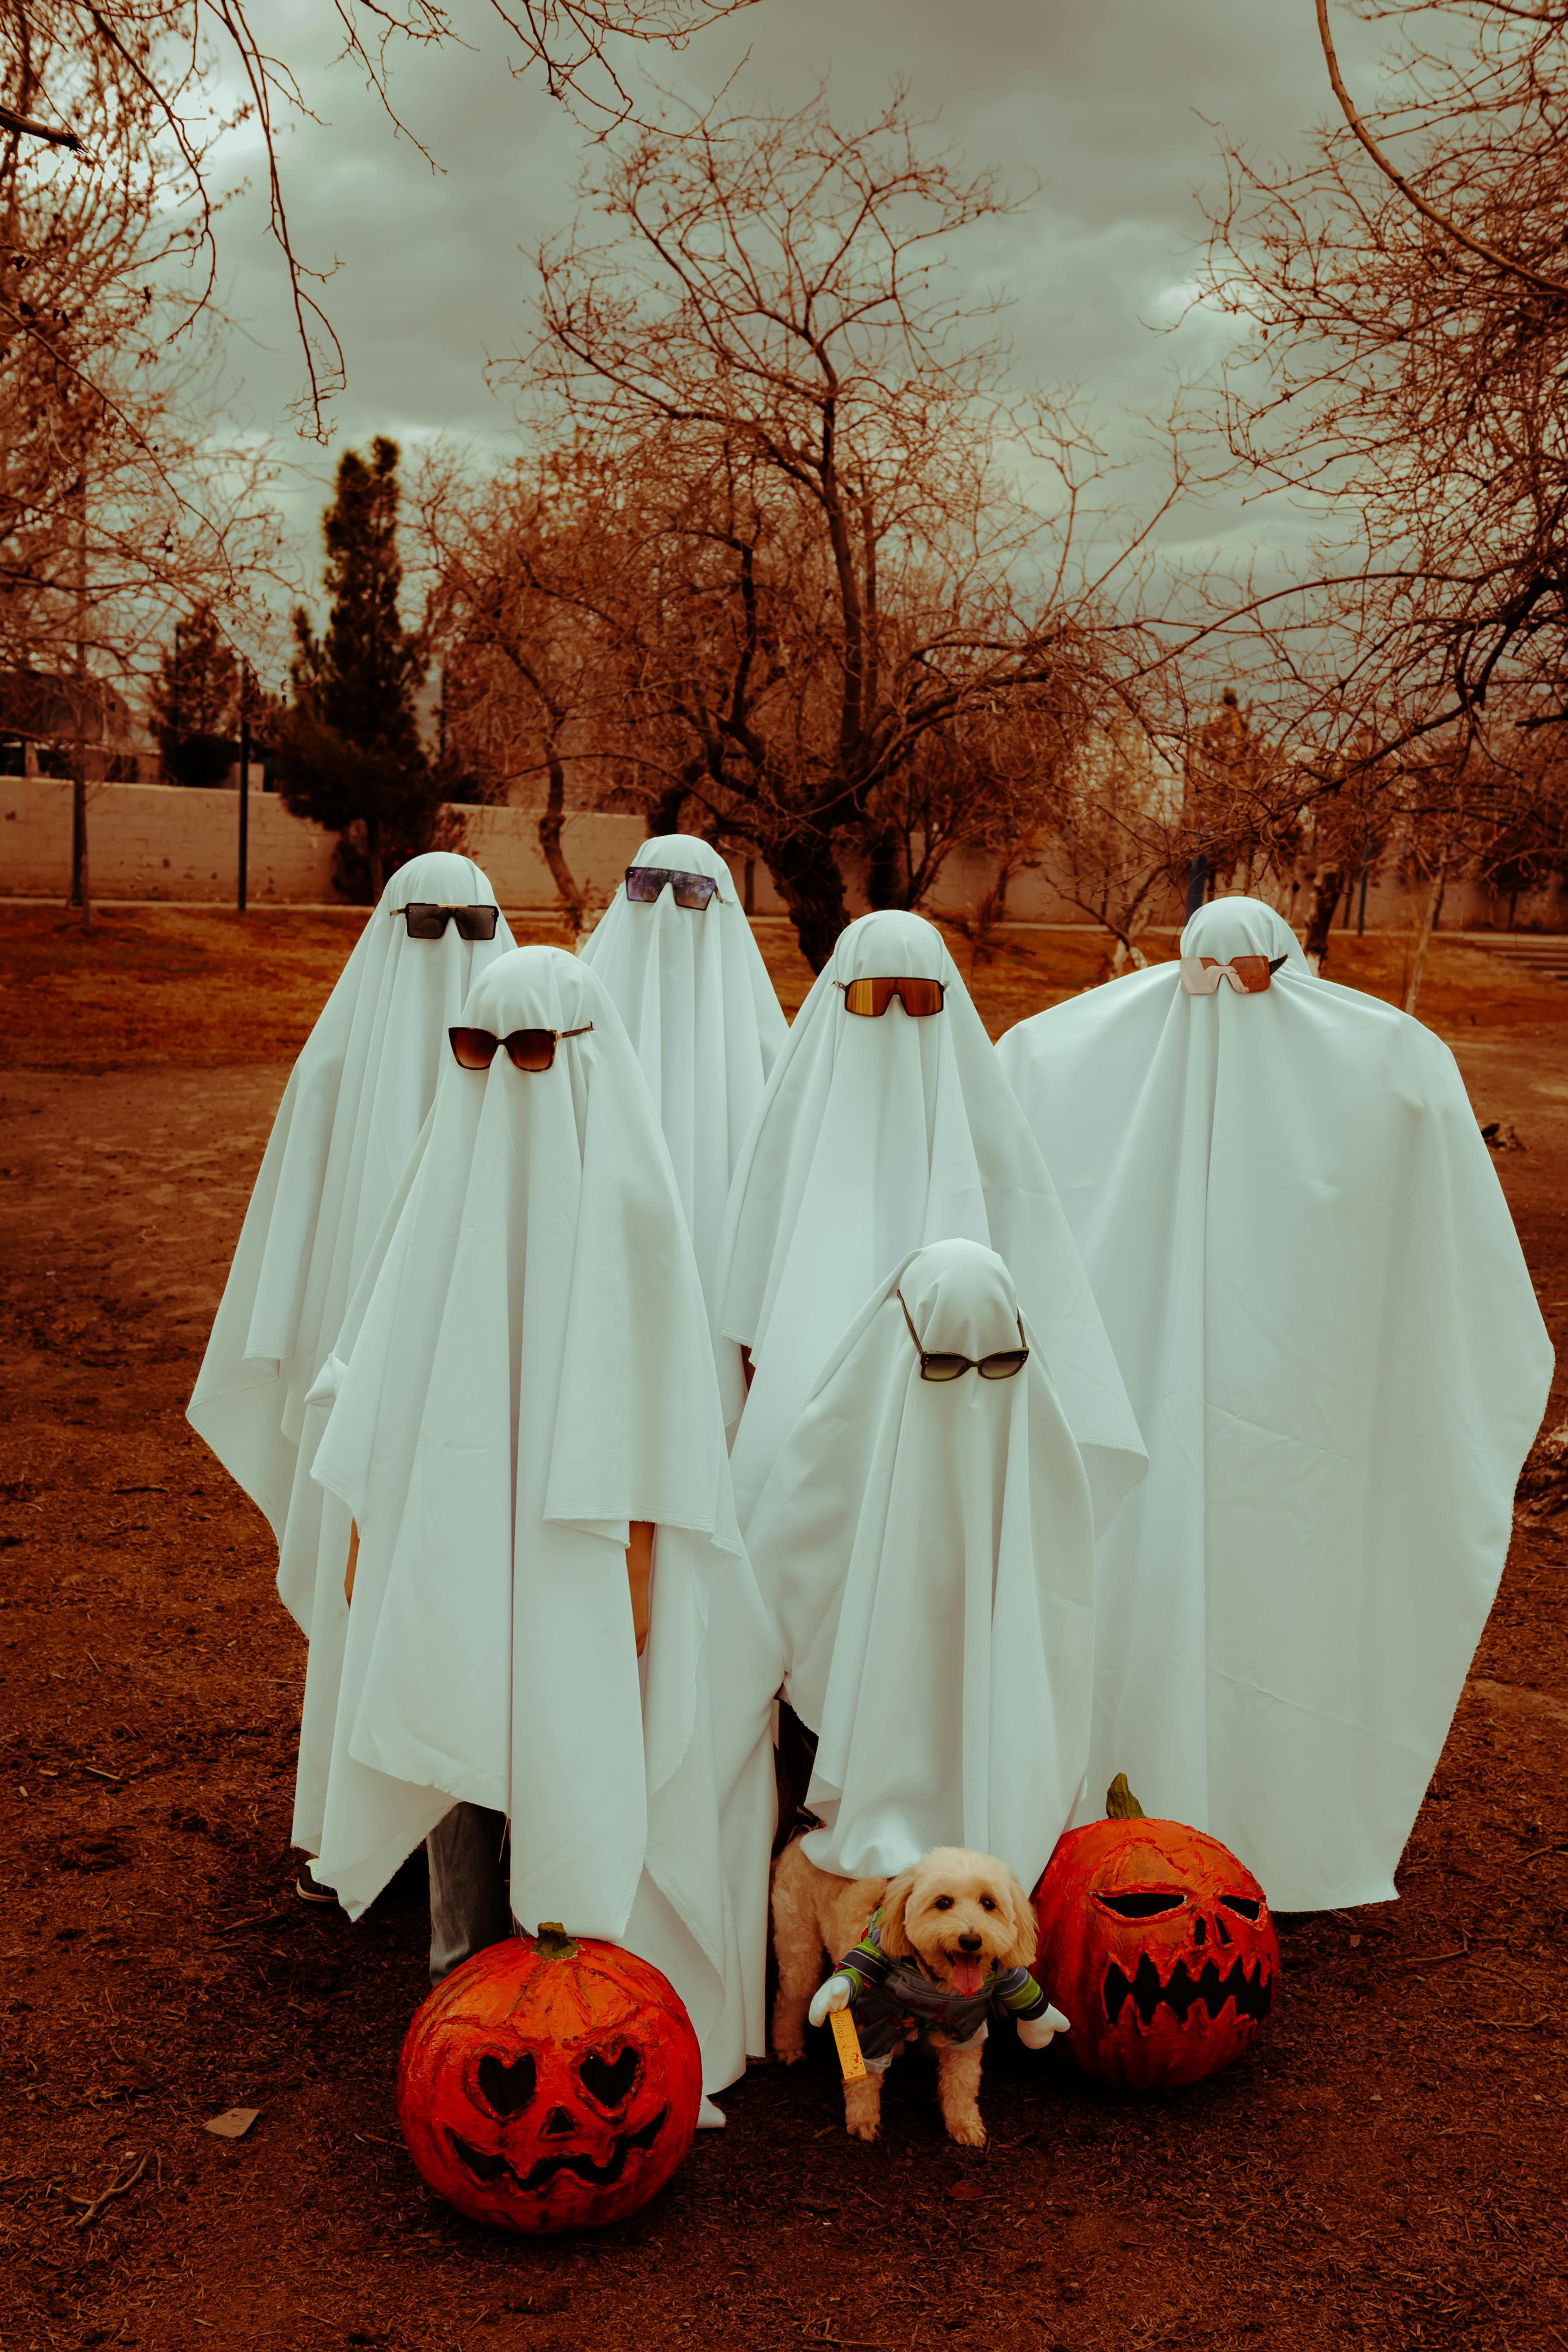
[
  {"xmin": 532, "ymin": 1921, "xmax": 579, "ymax": 1960},
  {"xmin": 1106, "ymin": 1773, "xmax": 1146, "ymax": 1821}
]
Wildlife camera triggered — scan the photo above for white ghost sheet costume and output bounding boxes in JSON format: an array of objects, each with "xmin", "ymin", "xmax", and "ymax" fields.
[
  {"xmin": 308, "ymin": 947, "xmax": 781, "ymax": 2093},
  {"xmin": 716, "ymin": 909, "xmax": 1147, "ymax": 1532},
  {"xmin": 745, "ymin": 1239, "xmax": 1098, "ymax": 1887},
  {"xmin": 577, "ymin": 835, "xmax": 787, "ymax": 1318},
  {"xmin": 996, "ymin": 895, "xmax": 1553, "ymax": 1911},
  {"xmin": 186, "ymin": 853, "xmax": 514, "ymax": 1854}
]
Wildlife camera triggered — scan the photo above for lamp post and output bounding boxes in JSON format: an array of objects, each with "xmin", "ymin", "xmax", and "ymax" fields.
[{"xmin": 237, "ymin": 676, "xmax": 250, "ymax": 914}]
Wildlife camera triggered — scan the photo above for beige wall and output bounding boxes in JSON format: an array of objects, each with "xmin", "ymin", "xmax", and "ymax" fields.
[
  {"xmin": 4, "ymin": 774, "xmax": 1565, "ymax": 930},
  {"xmin": 1, "ymin": 776, "xmax": 336, "ymax": 901}
]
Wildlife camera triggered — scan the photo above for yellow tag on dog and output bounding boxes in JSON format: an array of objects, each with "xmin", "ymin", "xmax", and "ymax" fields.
[{"xmin": 829, "ymin": 2005, "xmax": 867, "ymax": 2083}]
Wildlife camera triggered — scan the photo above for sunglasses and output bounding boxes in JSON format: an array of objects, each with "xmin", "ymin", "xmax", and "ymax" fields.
[
  {"xmin": 396, "ymin": 902, "xmax": 501, "ymax": 942},
  {"xmin": 835, "ymin": 976, "xmax": 947, "ymax": 1019},
  {"xmin": 1178, "ymin": 953, "xmax": 1288, "ymax": 996},
  {"xmin": 896, "ymin": 1288, "xmax": 1029, "ymax": 1382},
  {"xmin": 624, "ymin": 865, "xmax": 719, "ymax": 911},
  {"xmin": 448, "ymin": 1023, "xmax": 593, "ymax": 1073}
]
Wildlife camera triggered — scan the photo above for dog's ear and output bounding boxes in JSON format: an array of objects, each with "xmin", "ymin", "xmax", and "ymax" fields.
[
  {"xmin": 876, "ymin": 1870, "xmax": 918, "ymax": 1960},
  {"xmin": 998, "ymin": 1870, "xmax": 1038, "ymax": 1971}
]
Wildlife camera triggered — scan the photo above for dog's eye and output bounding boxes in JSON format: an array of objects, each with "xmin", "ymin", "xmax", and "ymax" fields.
[
  {"xmin": 979, "ymin": 1895, "xmax": 997, "ymax": 1912},
  {"xmin": 932, "ymin": 1895, "xmax": 954, "ymax": 1911}
]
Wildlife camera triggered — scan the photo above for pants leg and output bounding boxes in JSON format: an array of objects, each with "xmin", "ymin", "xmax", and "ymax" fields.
[{"xmin": 426, "ymin": 1802, "xmax": 512, "ymax": 1985}]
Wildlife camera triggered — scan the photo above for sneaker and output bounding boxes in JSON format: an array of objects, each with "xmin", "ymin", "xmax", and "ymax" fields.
[{"xmin": 295, "ymin": 1860, "xmax": 339, "ymax": 1907}]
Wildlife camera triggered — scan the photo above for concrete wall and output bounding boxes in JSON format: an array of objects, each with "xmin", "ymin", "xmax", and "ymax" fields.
[
  {"xmin": 1, "ymin": 775, "xmax": 337, "ymax": 902},
  {"xmin": 4, "ymin": 774, "xmax": 1567, "ymax": 930}
]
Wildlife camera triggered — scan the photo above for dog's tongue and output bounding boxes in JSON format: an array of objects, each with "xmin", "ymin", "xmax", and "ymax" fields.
[{"xmin": 951, "ymin": 1954, "xmax": 986, "ymax": 1998}]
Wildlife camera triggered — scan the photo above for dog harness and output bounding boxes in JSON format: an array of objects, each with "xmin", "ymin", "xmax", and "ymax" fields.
[{"xmin": 834, "ymin": 1909, "xmax": 1053, "ymax": 2073}]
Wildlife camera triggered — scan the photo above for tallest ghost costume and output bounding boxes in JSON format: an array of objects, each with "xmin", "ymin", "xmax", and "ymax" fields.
[
  {"xmin": 717, "ymin": 909, "xmax": 1147, "ymax": 1530},
  {"xmin": 998, "ymin": 896, "xmax": 1553, "ymax": 1911},
  {"xmin": 576, "ymin": 834, "xmax": 786, "ymax": 1322},
  {"xmin": 309, "ymin": 947, "xmax": 780, "ymax": 2098}
]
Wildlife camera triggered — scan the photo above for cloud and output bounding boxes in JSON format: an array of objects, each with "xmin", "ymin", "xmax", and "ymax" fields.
[{"xmin": 201, "ymin": 0, "xmax": 1362, "ymax": 620}]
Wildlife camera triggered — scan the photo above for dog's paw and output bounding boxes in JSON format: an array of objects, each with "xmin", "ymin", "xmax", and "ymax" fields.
[
  {"xmin": 773, "ymin": 2043, "xmax": 805, "ymax": 2066},
  {"xmin": 847, "ymin": 2115, "xmax": 880, "ymax": 2143},
  {"xmin": 945, "ymin": 2116, "xmax": 986, "ymax": 2149}
]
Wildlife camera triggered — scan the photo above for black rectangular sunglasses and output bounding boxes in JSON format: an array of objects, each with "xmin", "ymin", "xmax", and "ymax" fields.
[{"xmin": 396, "ymin": 902, "xmax": 501, "ymax": 941}]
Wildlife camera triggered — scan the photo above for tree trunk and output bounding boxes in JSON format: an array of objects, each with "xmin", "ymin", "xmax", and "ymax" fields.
[
  {"xmin": 1303, "ymin": 866, "xmax": 1344, "ymax": 973},
  {"xmin": 1403, "ymin": 858, "xmax": 1447, "ymax": 1017},
  {"xmin": 365, "ymin": 812, "xmax": 384, "ymax": 904},
  {"xmin": 766, "ymin": 831, "xmax": 851, "ymax": 973},
  {"xmin": 649, "ymin": 784, "xmax": 687, "ymax": 836},
  {"xmin": 538, "ymin": 735, "xmax": 582, "ymax": 933},
  {"xmin": 863, "ymin": 823, "xmax": 904, "ymax": 910}
]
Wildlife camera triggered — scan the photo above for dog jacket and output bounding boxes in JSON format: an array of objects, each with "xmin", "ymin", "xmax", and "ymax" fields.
[{"xmin": 834, "ymin": 1908, "xmax": 1052, "ymax": 2071}]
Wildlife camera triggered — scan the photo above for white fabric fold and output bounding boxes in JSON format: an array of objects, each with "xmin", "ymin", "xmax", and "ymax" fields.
[
  {"xmin": 716, "ymin": 909, "xmax": 1147, "ymax": 1532},
  {"xmin": 997, "ymin": 894, "xmax": 1554, "ymax": 1909},
  {"xmin": 577, "ymin": 834, "xmax": 787, "ymax": 1322},
  {"xmin": 745, "ymin": 1239, "xmax": 1098, "ymax": 1887},
  {"xmin": 309, "ymin": 946, "xmax": 780, "ymax": 2091},
  {"xmin": 185, "ymin": 852, "xmax": 515, "ymax": 1853}
]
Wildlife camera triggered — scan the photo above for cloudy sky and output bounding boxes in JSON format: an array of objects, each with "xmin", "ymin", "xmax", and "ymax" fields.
[{"xmin": 209, "ymin": 0, "xmax": 1378, "ymax": 617}]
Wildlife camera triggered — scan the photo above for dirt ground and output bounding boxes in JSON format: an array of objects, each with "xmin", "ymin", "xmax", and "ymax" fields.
[{"xmin": 4, "ymin": 907, "xmax": 1568, "ymax": 2352}]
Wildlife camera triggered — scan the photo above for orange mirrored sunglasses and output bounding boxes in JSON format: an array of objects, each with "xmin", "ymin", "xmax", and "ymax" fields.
[
  {"xmin": 1178, "ymin": 953, "xmax": 1288, "ymax": 997},
  {"xmin": 836, "ymin": 976, "xmax": 947, "ymax": 1019}
]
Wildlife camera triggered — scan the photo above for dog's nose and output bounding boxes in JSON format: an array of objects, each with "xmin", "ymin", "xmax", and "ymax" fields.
[{"xmin": 957, "ymin": 1933, "xmax": 983, "ymax": 1953}]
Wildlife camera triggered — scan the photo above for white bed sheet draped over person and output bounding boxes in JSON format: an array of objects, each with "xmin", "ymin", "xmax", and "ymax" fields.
[
  {"xmin": 308, "ymin": 947, "xmax": 780, "ymax": 2095},
  {"xmin": 996, "ymin": 895, "xmax": 1553, "ymax": 1911},
  {"xmin": 716, "ymin": 908, "xmax": 1147, "ymax": 1532},
  {"xmin": 745, "ymin": 1239, "xmax": 1097, "ymax": 1887},
  {"xmin": 576, "ymin": 835, "xmax": 786, "ymax": 1318},
  {"xmin": 186, "ymin": 853, "xmax": 514, "ymax": 1855}
]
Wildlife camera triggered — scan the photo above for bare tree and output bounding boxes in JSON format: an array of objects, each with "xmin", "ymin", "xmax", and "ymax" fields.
[
  {"xmin": 466, "ymin": 86, "xmax": 1181, "ymax": 966},
  {"xmin": 14, "ymin": 0, "xmax": 758, "ymax": 435},
  {"xmin": 1203, "ymin": 0, "xmax": 1568, "ymax": 762}
]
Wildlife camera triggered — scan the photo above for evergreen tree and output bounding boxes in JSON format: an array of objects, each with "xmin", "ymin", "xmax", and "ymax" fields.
[
  {"xmin": 275, "ymin": 437, "xmax": 439, "ymax": 899},
  {"xmin": 148, "ymin": 606, "xmax": 239, "ymax": 788}
]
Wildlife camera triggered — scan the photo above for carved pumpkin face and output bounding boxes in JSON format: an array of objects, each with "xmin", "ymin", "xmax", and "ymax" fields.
[
  {"xmin": 396, "ymin": 1927, "xmax": 702, "ymax": 2232},
  {"xmin": 1034, "ymin": 1817, "xmax": 1279, "ymax": 2092}
]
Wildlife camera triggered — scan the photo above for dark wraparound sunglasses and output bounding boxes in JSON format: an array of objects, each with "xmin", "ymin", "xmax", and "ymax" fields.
[
  {"xmin": 396, "ymin": 901, "xmax": 501, "ymax": 942},
  {"xmin": 625, "ymin": 865, "xmax": 719, "ymax": 911},
  {"xmin": 449, "ymin": 1023, "xmax": 593, "ymax": 1073},
  {"xmin": 896, "ymin": 1288, "xmax": 1029, "ymax": 1382},
  {"xmin": 836, "ymin": 976, "xmax": 947, "ymax": 1019}
]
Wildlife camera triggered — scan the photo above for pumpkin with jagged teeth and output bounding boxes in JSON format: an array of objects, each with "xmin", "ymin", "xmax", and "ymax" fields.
[{"xmin": 1033, "ymin": 1776, "xmax": 1279, "ymax": 2092}]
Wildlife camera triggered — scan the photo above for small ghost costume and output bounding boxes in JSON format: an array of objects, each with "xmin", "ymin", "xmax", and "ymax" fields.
[
  {"xmin": 577, "ymin": 835, "xmax": 787, "ymax": 1317},
  {"xmin": 186, "ymin": 853, "xmax": 514, "ymax": 1855},
  {"xmin": 717, "ymin": 909, "xmax": 1146, "ymax": 1530},
  {"xmin": 308, "ymin": 948, "xmax": 780, "ymax": 2094},
  {"xmin": 997, "ymin": 895, "xmax": 1553, "ymax": 1909},
  {"xmin": 745, "ymin": 1241, "xmax": 1097, "ymax": 1886}
]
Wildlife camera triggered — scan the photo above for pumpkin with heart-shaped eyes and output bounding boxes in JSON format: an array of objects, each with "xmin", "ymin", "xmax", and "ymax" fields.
[
  {"xmin": 1033, "ymin": 1777, "xmax": 1279, "ymax": 2092},
  {"xmin": 396, "ymin": 1924, "xmax": 702, "ymax": 2231}
]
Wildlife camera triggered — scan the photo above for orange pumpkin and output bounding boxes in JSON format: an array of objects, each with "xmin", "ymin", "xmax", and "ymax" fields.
[
  {"xmin": 1034, "ymin": 1778, "xmax": 1278, "ymax": 2092},
  {"xmin": 396, "ymin": 1925, "xmax": 702, "ymax": 2232}
]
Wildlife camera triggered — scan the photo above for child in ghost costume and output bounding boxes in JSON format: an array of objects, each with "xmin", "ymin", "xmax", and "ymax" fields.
[
  {"xmin": 307, "ymin": 947, "xmax": 782, "ymax": 2110},
  {"xmin": 186, "ymin": 853, "xmax": 514, "ymax": 1878},
  {"xmin": 996, "ymin": 894, "xmax": 1554, "ymax": 1911},
  {"xmin": 744, "ymin": 1240, "xmax": 1098, "ymax": 1888},
  {"xmin": 576, "ymin": 835, "xmax": 787, "ymax": 1319},
  {"xmin": 716, "ymin": 908, "xmax": 1147, "ymax": 1532}
]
